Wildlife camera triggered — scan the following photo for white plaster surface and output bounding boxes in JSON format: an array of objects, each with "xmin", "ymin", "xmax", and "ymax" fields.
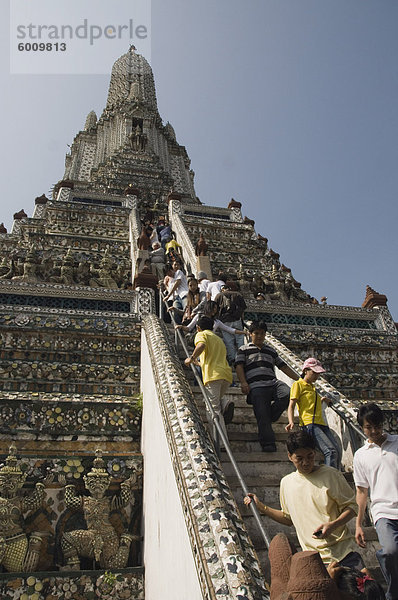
[{"xmin": 141, "ymin": 330, "xmax": 204, "ymax": 600}]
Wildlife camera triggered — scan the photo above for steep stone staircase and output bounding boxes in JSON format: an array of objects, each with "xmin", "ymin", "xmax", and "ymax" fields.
[
  {"xmin": 195, "ymin": 384, "xmax": 383, "ymax": 585},
  {"xmin": 171, "ymin": 326, "xmax": 385, "ymax": 589}
]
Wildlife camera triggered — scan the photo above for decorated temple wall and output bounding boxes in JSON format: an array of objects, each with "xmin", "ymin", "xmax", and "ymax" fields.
[
  {"xmin": 77, "ymin": 137, "xmax": 97, "ymax": 182},
  {"xmin": 0, "ymin": 200, "xmax": 132, "ymax": 290},
  {"xmin": 94, "ymin": 121, "xmax": 106, "ymax": 167},
  {"xmin": 156, "ymin": 126, "xmax": 170, "ymax": 173},
  {"xmin": 0, "ymin": 305, "xmax": 141, "ymax": 396},
  {"xmin": 243, "ymin": 303, "xmax": 398, "ymax": 403}
]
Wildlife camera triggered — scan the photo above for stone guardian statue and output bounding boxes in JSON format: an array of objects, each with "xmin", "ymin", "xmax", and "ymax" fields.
[
  {"xmin": 0, "ymin": 445, "xmax": 46, "ymax": 572},
  {"xmin": 61, "ymin": 450, "xmax": 135, "ymax": 570}
]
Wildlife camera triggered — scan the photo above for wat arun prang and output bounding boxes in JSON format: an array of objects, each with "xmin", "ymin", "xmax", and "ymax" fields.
[{"xmin": 0, "ymin": 47, "xmax": 396, "ymax": 597}]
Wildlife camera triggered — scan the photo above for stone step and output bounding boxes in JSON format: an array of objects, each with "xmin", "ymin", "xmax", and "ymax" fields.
[
  {"xmin": 226, "ymin": 476, "xmax": 291, "ymax": 495},
  {"xmin": 196, "ymin": 403, "xmax": 289, "ymax": 423},
  {"xmin": 176, "ymin": 336, "xmax": 387, "ymax": 593},
  {"xmin": 221, "ymin": 453, "xmax": 294, "ymax": 479},
  {"xmin": 227, "ymin": 430, "xmax": 289, "ymax": 442},
  {"xmin": 223, "ymin": 439, "xmax": 288, "ymax": 454}
]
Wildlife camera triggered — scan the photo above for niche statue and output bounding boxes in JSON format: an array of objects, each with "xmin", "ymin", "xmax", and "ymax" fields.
[
  {"xmin": 61, "ymin": 450, "xmax": 135, "ymax": 570},
  {"xmin": 0, "ymin": 445, "xmax": 46, "ymax": 572}
]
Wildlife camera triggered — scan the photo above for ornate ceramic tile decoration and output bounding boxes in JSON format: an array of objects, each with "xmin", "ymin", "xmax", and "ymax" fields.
[
  {"xmin": 0, "ymin": 569, "xmax": 144, "ymax": 599},
  {"xmin": 0, "ymin": 394, "xmax": 142, "ymax": 438},
  {"xmin": 0, "ymin": 305, "xmax": 142, "ymax": 397},
  {"xmin": 143, "ymin": 314, "xmax": 269, "ymax": 600}
]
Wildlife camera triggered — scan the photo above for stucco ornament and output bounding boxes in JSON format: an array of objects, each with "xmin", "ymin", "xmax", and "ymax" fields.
[
  {"xmin": 61, "ymin": 449, "xmax": 136, "ymax": 570},
  {"xmin": 0, "ymin": 445, "xmax": 46, "ymax": 572}
]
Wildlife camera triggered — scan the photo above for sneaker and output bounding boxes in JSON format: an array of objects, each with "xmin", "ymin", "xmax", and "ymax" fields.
[{"xmin": 223, "ymin": 401, "xmax": 235, "ymax": 425}]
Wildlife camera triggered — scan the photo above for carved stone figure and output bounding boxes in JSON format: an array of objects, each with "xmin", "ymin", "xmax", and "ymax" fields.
[
  {"xmin": 0, "ymin": 445, "xmax": 45, "ymax": 572},
  {"xmin": 237, "ymin": 264, "xmax": 252, "ymax": 295},
  {"xmin": 130, "ymin": 125, "xmax": 147, "ymax": 152},
  {"xmin": 0, "ymin": 257, "xmax": 11, "ymax": 277},
  {"xmin": 61, "ymin": 450, "xmax": 135, "ymax": 570},
  {"xmin": 195, "ymin": 232, "xmax": 208, "ymax": 256},
  {"xmin": 75, "ymin": 260, "xmax": 90, "ymax": 285},
  {"xmin": 90, "ymin": 251, "xmax": 118, "ymax": 289},
  {"xmin": 270, "ymin": 273, "xmax": 289, "ymax": 303},
  {"xmin": 59, "ymin": 250, "xmax": 76, "ymax": 285},
  {"xmin": 12, "ymin": 245, "xmax": 40, "ymax": 283},
  {"xmin": 257, "ymin": 233, "xmax": 268, "ymax": 246}
]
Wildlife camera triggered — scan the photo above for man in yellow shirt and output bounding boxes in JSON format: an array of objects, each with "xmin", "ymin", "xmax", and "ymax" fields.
[
  {"xmin": 244, "ymin": 430, "xmax": 365, "ymax": 569},
  {"xmin": 185, "ymin": 316, "xmax": 233, "ymax": 444}
]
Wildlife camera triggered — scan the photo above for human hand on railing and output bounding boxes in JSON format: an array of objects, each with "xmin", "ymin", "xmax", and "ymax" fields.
[
  {"xmin": 285, "ymin": 421, "xmax": 294, "ymax": 432},
  {"xmin": 355, "ymin": 525, "xmax": 367, "ymax": 548},
  {"xmin": 184, "ymin": 356, "xmax": 200, "ymax": 367},
  {"xmin": 321, "ymin": 395, "xmax": 332, "ymax": 406},
  {"xmin": 244, "ymin": 493, "xmax": 260, "ymax": 508}
]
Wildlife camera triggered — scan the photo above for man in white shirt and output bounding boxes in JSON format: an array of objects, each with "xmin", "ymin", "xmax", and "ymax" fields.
[
  {"xmin": 197, "ymin": 271, "xmax": 210, "ymax": 294},
  {"xmin": 244, "ymin": 430, "xmax": 363, "ymax": 568},
  {"xmin": 206, "ymin": 272, "xmax": 227, "ymax": 301},
  {"xmin": 354, "ymin": 402, "xmax": 398, "ymax": 600}
]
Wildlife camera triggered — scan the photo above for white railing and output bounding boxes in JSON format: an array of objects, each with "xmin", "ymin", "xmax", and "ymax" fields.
[
  {"xmin": 168, "ymin": 203, "xmax": 197, "ymax": 275},
  {"xmin": 128, "ymin": 196, "xmax": 141, "ymax": 283}
]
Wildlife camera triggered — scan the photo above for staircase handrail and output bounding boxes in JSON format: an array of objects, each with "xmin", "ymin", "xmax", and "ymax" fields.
[
  {"xmin": 169, "ymin": 209, "xmax": 197, "ymax": 275},
  {"xmin": 160, "ymin": 289, "xmax": 273, "ymax": 549},
  {"xmin": 128, "ymin": 196, "xmax": 141, "ymax": 282}
]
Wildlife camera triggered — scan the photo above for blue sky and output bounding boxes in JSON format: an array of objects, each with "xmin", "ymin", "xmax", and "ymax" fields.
[{"xmin": 1, "ymin": 0, "xmax": 397, "ymax": 319}]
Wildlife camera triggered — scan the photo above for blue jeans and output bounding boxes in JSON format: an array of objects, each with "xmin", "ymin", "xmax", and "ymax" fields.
[
  {"xmin": 305, "ymin": 423, "xmax": 341, "ymax": 470},
  {"xmin": 172, "ymin": 295, "xmax": 188, "ymax": 324},
  {"xmin": 221, "ymin": 319, "xmax": 244, "ymax": 364},
  {"xmin": 375, "ymin": 518, "xmax": 398, "ymax": 600}
]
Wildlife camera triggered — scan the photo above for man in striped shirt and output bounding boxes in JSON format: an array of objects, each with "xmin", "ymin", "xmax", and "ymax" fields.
[{"xmin": 235, "ymin": 321, "xmax": 298, "ymax": 452}]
